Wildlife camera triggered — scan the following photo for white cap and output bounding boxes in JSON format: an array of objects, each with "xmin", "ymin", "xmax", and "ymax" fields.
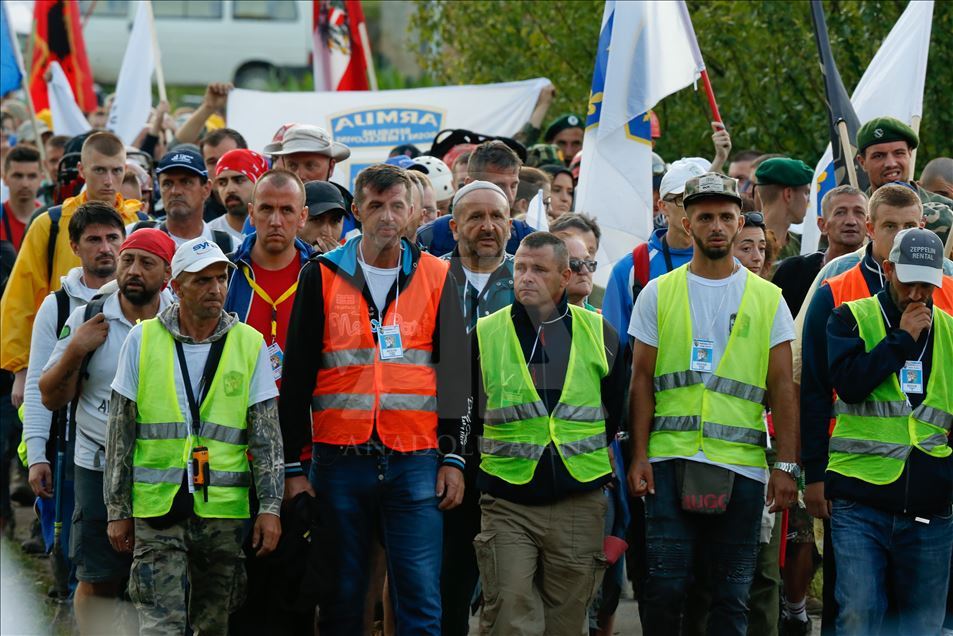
[
  {"xmin": 413, "ymin": 156, "xmax": 454, "ymax": 201},
  {"xmin": 451, "ymin": 180, "xmax": 508, "ymax": 209},
  {"xmin": 171, "ymin": 237, "xmax": 236, "ymax": 280},
  {"xmin": 659, "ymin": 157, "xmax": 711, "ymax": 199}
]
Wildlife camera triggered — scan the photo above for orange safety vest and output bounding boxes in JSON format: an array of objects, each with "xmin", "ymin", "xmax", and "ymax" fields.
[
  {"xmin": 825, "ymin": 263, "xmax": 953, "ymax": 313},
  {"xmin": 311, "ymin": 254, "xmax": 449, "ymax": 451}
]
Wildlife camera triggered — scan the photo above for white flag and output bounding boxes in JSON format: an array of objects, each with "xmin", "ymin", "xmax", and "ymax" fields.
[
  {"xmin": 526, "ymin": 189, "xmax": 549, "ymax": 231},
  {"xmin": 575, "ymin": 0, "xmax": 704, "ymax": 284},
  {"xmin": 107, "ymin": 1, "xmax": 155, "ymax": 145},
  {"xmin": 802, "ymin": 0, "xmax": 933, "ymax": 254},
  {"xmin": 46, "ymin": 61, "xmax": 90, "ymax": 137}
]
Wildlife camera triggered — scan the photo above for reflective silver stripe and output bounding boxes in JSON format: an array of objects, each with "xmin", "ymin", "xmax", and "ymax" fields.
[
  {"xmin": 209, "ymin": 470, "xmax": 251, "ymax": 487},
  {"xmin": 560, "ymin": 433, "xmax": 608, "ymax": 458},
  {"xmin": 321, "ymin": 348, "xmax": 375, "ymax": 368},
  {"xmin": 703, "ymin": 421, "xmax": 767, "ymax": 447},
  {"xmin": 311, "ymin": 393, "xmax": 374, "ymax": 411},
  {"xmin": 382, "ymin": 349, "xmax": 433, "ymax": 366},
  {"xmin": 652, "ymin": 415, "xmax": 700, "ymax": 432},
  {"xmin": 829, "ymin": 437, "xmax": 911, "ymax": 460},
  {"xmin": 705, "ymin": 376, "xmax": 766, "ymax": 404},
  {"xmin": 479, "ymin": 436, "xmax": 546, "ymax": 460},
  {"xmin": 654, "ymin": 371, "xmax": 702, "ymax": 392},
  {"xmin": 137, "ymin": 422, "xmax": 187, "ymax": 440},
  {"xmin": 912, "ymin": 404, "xmax": 953, "ymax": 432},
  {"xmin": 199, "ymin": 421, "xmax": 247, "ymax": 446},
  {"xmin": 918, "ymin": 433, "xmax": 951, "ymax": 452},
  {"xmin": 133, "ymin": 466, "xmax": 183, "ymax": 484},
  {"xmin": 485, "ymin": 401, "xmax": 548, "ymax": 425},
  {"xmin": 833, "ymin": 400, "xmax": 911, "ymax": 418},
  {"xmin": 379, "ymin": 393, "xmax": 437, "ymax": 412},
  {"xmin": 552, "ymin": 403, "xmax": 605, "ymax": 422}
]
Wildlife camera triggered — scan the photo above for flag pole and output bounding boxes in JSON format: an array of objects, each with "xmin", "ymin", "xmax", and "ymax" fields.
[
  {"xmin": 836, "ymin": 120, "xmax": 859, "ymax": 188},
  {"xmin": 908, "ymin": 114, "xmax": 921, "ymax": 181},
  {"xmin": 699, "ymin": 68, "xmax": 722, "ymax": 124},
  {"xmin": 357, "ymin": 21, "xmax": 378, "ymax": 91},
  {"xmin": 144, "ymin": 1, "xmax": 166, "ymax": 102}
]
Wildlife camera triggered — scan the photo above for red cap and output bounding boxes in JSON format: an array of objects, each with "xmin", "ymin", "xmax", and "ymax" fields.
[
  {"xmin": 120, "ymin": 228, "xmax": 176, "ymax": 264},
  {"xmin": 215, "ymin": 149, "xmax": 269, "ymax": 183}
]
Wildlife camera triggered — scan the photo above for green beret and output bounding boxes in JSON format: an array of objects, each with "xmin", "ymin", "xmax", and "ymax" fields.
[
  {"xmin": 755, "ymin": 157, "xmax": 814, "ymax": 187},
  {"xmin": 857, "ymin": 116, "xmax": 919, "ymax": 153},
  {"xmin": 544, "ymin": 114, "xmax": 584, "ymax": 142}
]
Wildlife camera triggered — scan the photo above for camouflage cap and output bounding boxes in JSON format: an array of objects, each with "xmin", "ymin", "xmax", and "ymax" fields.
[
  {"xmin": 683, "ymin": 172, "xmax": 743, "ymax": 207},
  {"xmin": 526, "ymin": 143, "xmax": 563, "ymax": 168},
  {"xmin": 857, "ymin": 116, "xmax": 919, "ymax": 154},
  {"xmin": 754, "ymin": 157, "xmax": 814, "ymax": 187}
]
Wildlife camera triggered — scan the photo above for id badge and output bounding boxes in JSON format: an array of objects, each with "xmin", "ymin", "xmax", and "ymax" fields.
[
  {"xmin": 900, "ymin": 360, "xmax": 924, "ymax": 394},
  {"xmin": 268, "ymin": 342, "xmax": 284, "ymax": 381},
  {"xmin": 378, "ymin": 325, "xmax": 404, "ymax": 360},
  {"xmin": 690, "ymin": 339, "xmax": 714, "ymax": 372},
  {"xmin": 186, "ymin": 460, "xmax": 196, "ymax": 494}
]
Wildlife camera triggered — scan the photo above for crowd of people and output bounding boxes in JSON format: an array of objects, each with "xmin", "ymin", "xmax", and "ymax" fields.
[{"xmin": 1, "ymin": 78, "xmax": 953, "ymax": 636}]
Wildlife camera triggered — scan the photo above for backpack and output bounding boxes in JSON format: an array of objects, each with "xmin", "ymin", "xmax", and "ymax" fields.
[
  {"xmin": 630, "ymin": 242, "xmax": 651, "ymax": 305},
  {"xmin": 69, "ymin": 293, "xmax": 110, "ymax": 466},
  {"xmin": 131, "ymin": 219, "xmax": 234, "ymax": 255},
  {"xmin": 44, "ymin": 287, "xmax": 73, "ymax": 469},
  {"xmin": 47, "ymin": 205, "xmax": 65, "ymax": 286}
]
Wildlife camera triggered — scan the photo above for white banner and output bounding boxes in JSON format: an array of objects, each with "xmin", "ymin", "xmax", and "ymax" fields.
[{"xmin": 227, "ymin": 78, "xmax": 550, "ymax": 190}]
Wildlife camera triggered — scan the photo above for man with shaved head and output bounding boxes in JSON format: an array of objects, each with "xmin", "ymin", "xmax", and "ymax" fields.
[{"xmin": 920, "ymin": 157, "xmax": 953, "ymax": 201}]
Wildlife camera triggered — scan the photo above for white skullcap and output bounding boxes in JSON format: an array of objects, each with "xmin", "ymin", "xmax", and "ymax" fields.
[{"xmin": 451, "ymin": 180, "xmax": 508, "ymax": 209}]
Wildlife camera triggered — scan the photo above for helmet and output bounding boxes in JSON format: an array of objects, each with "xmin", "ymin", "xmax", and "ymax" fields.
[{"xmin": 414, "ymin": 155, "xmax": 454, "ymax": 201}]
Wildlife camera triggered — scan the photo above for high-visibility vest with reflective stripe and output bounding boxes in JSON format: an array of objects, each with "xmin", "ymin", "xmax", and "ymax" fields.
[
  {"xmin": 828, "ymin": 297, "xmax": 953, "ymax": 485},
  {"xmin": 312, "ymin": 254, "xmax": 448, "ymax": 451},
  {"xmin": 826, "ymin": 263, "xmax": 953, "ymax": 313},
  {"xmin": 476, "ymin": 304, "xmax": 611, "ymax": 485},
  {"xmin": 133, "ymin": 319, "xmax": 263, "ymax": 519},
  {"xmin": 651, "ymin": 265, "xmax": 780, "ymax": 468}
]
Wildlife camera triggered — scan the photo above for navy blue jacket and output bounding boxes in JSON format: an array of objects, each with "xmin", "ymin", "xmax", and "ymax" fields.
[{"xmin": 826, "ymin": 289, "xmax": 951, "ymax": 516}]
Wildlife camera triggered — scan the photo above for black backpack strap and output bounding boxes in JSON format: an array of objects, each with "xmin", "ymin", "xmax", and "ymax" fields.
[
  {"xmin": 211, "ymin": 230, "xmax": 233, "ymax": 256},
  {"xmin": 54, "ymin": 287, "xmax": 70, "ymax": 336},
  {"xmin": 69, "ymin": 294, "xmax": 111, "ymax": 465},
  {"xmin": 47, "ymin": 206, "xmax": 63, "ymax": 286},
  {"xmin": 49, "ymin": 285, "xmax": 72, "ymax": 469},
  {"xmin": 131, "ymin": 219, "xmax": 159, "ymax": 233}
]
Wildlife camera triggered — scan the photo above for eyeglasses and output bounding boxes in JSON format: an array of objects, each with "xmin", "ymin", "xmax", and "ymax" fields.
[
  {"xmin": 663, "ymin": 194, "xmax": 684, "ymax": 207},
  {"xmin": 743, "ymin": 212, "xmax": 765, "ymax": 228},
  {"xmin": 569, "ymin": 258, "xmax": 598, "ymax": 273}
]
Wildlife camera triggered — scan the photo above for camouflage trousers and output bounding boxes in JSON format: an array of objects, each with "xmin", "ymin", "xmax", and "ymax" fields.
[{"xmin": 129, "ymin": 517, "xmax": 247, "ymax": 636}]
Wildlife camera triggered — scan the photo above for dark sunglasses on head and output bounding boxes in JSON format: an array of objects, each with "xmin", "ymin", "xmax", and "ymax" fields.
[
  {"xmin": 569, "ymin": 258, "xmax": 598, "ymax": 273},
  {"xmin": 743, "ymin": 212, "xmax": 765, "ymax": 228}
]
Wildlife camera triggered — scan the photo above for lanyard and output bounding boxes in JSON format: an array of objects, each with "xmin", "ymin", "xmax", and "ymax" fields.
[
  {"xmin": 878, "ymin": 296, "xmax": 932, "ymax": 362},
  {"xmin": 661, "ymin": 235, "xmax": 675, "ymax": 272},
  {"xmin": 686, "ymin": 263, "xmax": 734, "ymax": 340},
  {"xmin": 243, "ymin": 265, "xmax": 297, "ymax": 342},
  {"xmin": 174, "ymin": 337, "xmax": 226, "ymax": 439}
]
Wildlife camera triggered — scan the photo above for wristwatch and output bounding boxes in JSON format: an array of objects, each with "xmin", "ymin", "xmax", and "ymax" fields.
[{"xmin": 773, "ymin": 462, "xmax": 801, "ymax": 481}]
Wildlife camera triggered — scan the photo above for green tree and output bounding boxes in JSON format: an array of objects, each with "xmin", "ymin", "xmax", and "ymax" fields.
[{"xmin": 412, "ymin": 0, "xmax": 952, "ymax": 171}]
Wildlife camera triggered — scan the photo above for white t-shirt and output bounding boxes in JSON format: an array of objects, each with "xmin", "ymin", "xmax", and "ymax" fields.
[
  {"xmin": 111, "ymin": 321, "xmax": 278, "ymax": 436},
  {"xmin": 461, "ymin": 265, "xmax": 493, "ymax": 295},
  {"xmin": 206, "ymin": 214, "xmax": 246, "ymax": 246},
  {"xmin": 359, "ymin": 260, "xmax": 399, "ymax": 313},
  {"xmin": 168, "ymin": 222, "xmax": 237, "ymax": 252},
  {"xmin": 628, "ymin": 266, "xmax": 795, "ymax": 483},
  {"xmin": 44, "ymin": 291, "xmax": 172, "ymax": 471}
]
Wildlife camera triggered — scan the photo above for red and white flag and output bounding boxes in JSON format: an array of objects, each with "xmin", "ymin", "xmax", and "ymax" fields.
[{"xmin": 312, "ymin": 0, "xmax": 375, "ymax": 91}]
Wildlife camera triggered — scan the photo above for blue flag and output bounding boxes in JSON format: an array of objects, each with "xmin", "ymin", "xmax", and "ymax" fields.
[{"xmin": 0, "ymin": 3, "xmax": 24, "ymax": 98}]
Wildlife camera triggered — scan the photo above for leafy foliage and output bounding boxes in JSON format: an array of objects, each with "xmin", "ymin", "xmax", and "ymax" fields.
[{"xmin": 412, "ymin": 0, "xmax": 952, "ymax": 171}]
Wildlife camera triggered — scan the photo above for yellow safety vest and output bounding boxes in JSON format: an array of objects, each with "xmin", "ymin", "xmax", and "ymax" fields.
[
  {"xmin": 828, "ymin": 297, "xmax": 953, "ymax": 485},
  {"xmin": 132, "ymin": 319, "xmax": 263, "ymax": 519},
  {"xmin": 476, "ymin": 304, "xmax": 611, "ymax": 485},
  {"xmin": 651, "ymin": 265, "xmax": 780, "ymax": 468}
]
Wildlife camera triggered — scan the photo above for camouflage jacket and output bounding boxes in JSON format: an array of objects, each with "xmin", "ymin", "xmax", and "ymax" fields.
[{"xmin": 104, "ymin": 304, "xmax": 284, "ymax": 521}]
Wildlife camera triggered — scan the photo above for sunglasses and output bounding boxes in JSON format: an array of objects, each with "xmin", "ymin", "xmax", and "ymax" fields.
[
  {"xmin": 569, "ymin": 258, "xmax": 598, "ymax": 273},
  {"xmin": 743, "ymin": 212, "xmax": 765, "ymax": 228}
]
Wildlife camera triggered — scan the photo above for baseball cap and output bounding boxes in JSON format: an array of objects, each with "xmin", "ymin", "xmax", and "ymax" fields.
[
  {"xmin": 385, "ymin": 155, "xmax": 424, "ymax": 171},
  {"xmin": 682, "ymin": 172, "xmax": 743, "ymax": 207},
  {"xmin": 171, "ymin": 237, "xmax": 236, "ymax": 280},
  {"xmin": 888, "ymin": 228, "xmax": 943, "ymax": 287},
  {"xmin": 660, "ymin": 158, "xmax": 711, "ymax": 199},
  {"xmin": 157, "ymin": 149, "xmax": 208, "ymax": 179},
  {"xmin": 263, "ymin": 124, "xmax": 350, "ymax": 161},
  {"xmin": 304, "ymin": 181, "xmax": 347, "ymax": 218}
]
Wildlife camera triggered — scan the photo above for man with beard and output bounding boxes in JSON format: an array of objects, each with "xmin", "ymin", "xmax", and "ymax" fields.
[
  {"xmin": 39, "ymin": 228, "xmax": 175, "ymax": 634},
  {"xmin": 209, "ymin": 149, "xmax": 269, "ymax": 245},
  {"xmin": 627, "ymin": 173, "xmax": 798, "ymax": 634},
  {"xmin": 148, "ymin": 149, "xmax": 235, "ymax": 253},
  {"xmin": 439, "ymin": 181, "xmax": 515, "ymax": 635}
]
